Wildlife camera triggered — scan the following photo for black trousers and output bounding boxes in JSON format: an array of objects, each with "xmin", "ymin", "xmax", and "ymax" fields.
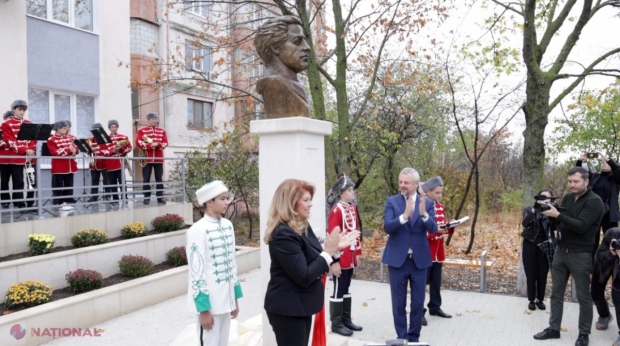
[
  {"xmin": 142, "ymin": 163, "xmax": 163, "ymax": 199},
  {"xmin": 1, "ymin": 164, "xmax": 34, "ymax": 207},
  {"xmin": 90, "ymin": 169, "xmax": 108, "ymax": 198},
  {"xmin": 522, "ymin": 234, "xmax": 550, "ymax": 302},
  {"xmin": 107, "ymin": 169, "xmax": 123, "ymax": 200},
  {"xmin": 427, "ymin": 262, "xmax": 443, "ymax": 313},
  {"xmin": 52, "ymin": 174, "xmax": 74, "ymax": 204},
  {"xmin": 0, "ymin": 164, "xmax": 9, "ymax": 204},
  {"xmin": 332, "ymin": 268, "xmax": 354, "ymax": 299},
  {"xmin": 593, "ymin": 219, "xmax": 618, "ymax": 259},
  {"xmin": 267, "ymin": 312, "xmax": 312, "ymax": 346}
]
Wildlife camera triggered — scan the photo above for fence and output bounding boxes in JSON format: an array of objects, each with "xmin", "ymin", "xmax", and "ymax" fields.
[{"xmin": 0, "ymin": 154, "xmax": 187, "ymax": 219}]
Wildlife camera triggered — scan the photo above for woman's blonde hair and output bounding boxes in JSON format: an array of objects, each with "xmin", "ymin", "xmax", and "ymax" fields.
[{"xmin": 264, "ymin": 179, "xmax": 315, "ymax": 244}]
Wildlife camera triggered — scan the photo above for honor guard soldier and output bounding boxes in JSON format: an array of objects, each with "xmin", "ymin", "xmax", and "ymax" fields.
[
  {"xmin": 100, "ymin": 120, "xmax": 131, "ymax": 203},
  {"xmin": 136, "ymin": 112, "xmax": 168, "ymax": 205},
  {"xmin": 1, "ymin": 100, "xmax": 37, "ymax": 209},
  {"xmin": 47, "ymin": 120, "xmax": 79, "ymax": 207},
  {"xmin": 0, "ymin": 111, "xmax": 15, "ymax": 208}
]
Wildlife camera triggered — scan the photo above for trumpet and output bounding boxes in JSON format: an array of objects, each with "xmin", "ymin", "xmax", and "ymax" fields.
[
  {"xmin": 138, "ymin": 135, "xmax": 153, "ymax": 168},
  {"xmin": 117, "ymin": 139, "xmax": 129, "ymax": 147},
  {"xmin": 24, "ymin": 162, "xmax": 35, "ymax": 190}
]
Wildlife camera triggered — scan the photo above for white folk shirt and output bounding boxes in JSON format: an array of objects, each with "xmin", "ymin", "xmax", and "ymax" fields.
[{"xmin": 186, "ymin": 215, "xmax": 243, "ymax": 315}]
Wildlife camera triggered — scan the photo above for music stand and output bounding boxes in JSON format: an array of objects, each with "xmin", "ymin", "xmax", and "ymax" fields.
[
  {"xmin": 16, "ymin": 123, "xmax": 53, "ymax": 141},
  {"xmin": 90, "ymin": 128, "xmax": 112, "ymax": 145},
  {"xmin": 73, "ymin": 139, "xmax": 93, "ymax": 155}
]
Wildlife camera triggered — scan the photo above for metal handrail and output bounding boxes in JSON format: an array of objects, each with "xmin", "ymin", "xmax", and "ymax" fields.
[{"xmin": 0, "ymin": 154, "xmax": 187, "ymax": 219}]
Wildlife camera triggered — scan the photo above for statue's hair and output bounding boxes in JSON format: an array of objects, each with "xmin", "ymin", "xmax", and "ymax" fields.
[{"xmin": 255, "ymin": 15, "xmax": 303, "ymax": 64}]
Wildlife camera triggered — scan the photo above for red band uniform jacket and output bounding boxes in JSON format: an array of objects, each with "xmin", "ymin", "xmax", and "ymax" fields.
[
  {"xmin": 328, "ymin": 202, "xmax": 363, "ymax": 269},
  {"xmin": 1, "ymin": 117, "xmax": 37, "ymax": 165},
  {"xmin": 88, "ymin": 138, "xmax": 105, "ymax": 171},
  {"xmin": 47, "ymin": 134, "xmax": 79, "ymax": 174},
  {"xmin": 427, "ymin": 200, "xmax": 454, "ymax": 262},
  {"xmin": 100, "ymin": 133, "xmax": 132, "ymax": 171},
  {"xmin": 135, "ymin": 126, "xmax": 168, "ymax": 164}
]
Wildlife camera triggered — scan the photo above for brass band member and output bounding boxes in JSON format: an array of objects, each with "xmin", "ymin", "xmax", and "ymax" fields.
[
  {"xmin": 0, "ymin": 111, "xmax": 15, "ymax": 208},
  {"xmin": 1, "ymin": 100, "xmax": 37, "ymax": 209},
  {"xmin": 136, "ymin": 112, "xmax": 168, "ymax": 205},
  {"xmin": 88, "ymin": 123, "xmax": 108, "ymax": 202},
  {"xmin": 47, "ymin": 121, "xmax": 79, "ymax": 206},
  {"xmin": 100, "ymin": 120, "xmax": 132, "ymax": 204}
]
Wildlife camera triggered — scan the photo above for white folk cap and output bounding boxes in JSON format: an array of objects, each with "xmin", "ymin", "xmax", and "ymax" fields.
[{"xmin": 196, "ymin": 180, "xmax": 229, "ymax": 205}]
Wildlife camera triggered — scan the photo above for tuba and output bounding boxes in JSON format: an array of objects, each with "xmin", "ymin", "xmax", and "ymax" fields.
[
  {"xmin": 24, "ymin": 161, "xmax": 35, "ymax": 190},
  {"xmin": 138, "ymin": 135, "xmax": 153, "ymax": 168}
]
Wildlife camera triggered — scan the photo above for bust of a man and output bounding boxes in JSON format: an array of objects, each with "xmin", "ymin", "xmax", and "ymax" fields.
[{"xmin": 255, "ymin": 15, "xmax": 311, "ymax": 119}]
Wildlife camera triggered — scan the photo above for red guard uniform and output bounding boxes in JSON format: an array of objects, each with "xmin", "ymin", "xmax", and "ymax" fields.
[
  {"xmin": 428, "ymin": 201, "xmax": 454, "ymax": 262},
  {"xmin": 1, "ymin": 117, "xmax": 36, "ymax": 165},
  {"xmin": 47, "ymin": 134, "xmax": 79, "ymax": 174},
  {"xmin": 135, "ymin": 126, "xmax": 168, "ymax": 164},
  {"xmin": 88, "ymin": 138, "xmax": 105, "ymax": 171},
  {"xmin": 328, "ymin": 201, "xmax": 363, "ymax": 269},
  {"xmin": 100, "ymin": 133, "xmax": 132, "ymax": 171}
]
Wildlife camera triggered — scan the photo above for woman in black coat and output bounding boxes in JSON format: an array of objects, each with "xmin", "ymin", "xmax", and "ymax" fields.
[
  {"xmin": 263, "ymin": 179, "xmax": 359, "ymax": 346},
  {"xmin": 521, "ymin": 189, "xmax": 553, "ymax": 311}
]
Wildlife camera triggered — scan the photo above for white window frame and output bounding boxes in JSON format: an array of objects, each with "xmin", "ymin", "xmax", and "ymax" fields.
[
  {"xmin": 185, "ymin": 39, "xmax": 211, "ymax": 73},
  {"xmin": 184, "ymin": 1, "xmax": 208, "ymax": 18},
  {"xmin": 26, "ymin": 0, "xmax": 97, "ymax": 34},
  {"xmin": 28, "ymin": 87, "xmax": 98, "ymax": 169}
]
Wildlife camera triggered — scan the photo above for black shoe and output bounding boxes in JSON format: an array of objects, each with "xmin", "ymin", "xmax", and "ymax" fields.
[
  {"xmin": 575, "ymin": 333, "xmax": 589, "ymax": 346},
  {"xmin": 143, "ymin": 200, "xmax": 150, "ymax": 205},
  {"xmin": 1, "ymin": 203, "xmax": 9, "ymax": 208},
  {"xmin": 87, "ymin": 197, "xmax": 98, "ymax": 203},
  {"xmin": 157, "ymin": 199, "xmax": 166, "ymax": 205},
  {"xmin": 422, "ymin": 314, "xmax": 427, "ymax": 326},
  {"xmin": 536, "ymin": 300, "xmax": 546, "ymax": 310},
  {"xmin": 342, "ymin": 296, "xmax": 362, "ymax": 331},
  {"xmin": 529, "ymin": 301, "xmax": 536, "ymax": 311},
  {"xmin": 533, "ymin": 328, "xmax": 560, "ymax": 340},
  {"xmin": 430, "ymin": 309, "xmax": 452, "ymax": 318},
  {"xmin": 329, "ymin": 301, "xmax": 353, "ymax": 336}
]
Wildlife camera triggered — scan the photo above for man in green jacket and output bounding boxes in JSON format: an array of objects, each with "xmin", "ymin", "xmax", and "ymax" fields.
[{"xmin": 533, "ymin": 167, "xmax": 604, "ymax": 346}]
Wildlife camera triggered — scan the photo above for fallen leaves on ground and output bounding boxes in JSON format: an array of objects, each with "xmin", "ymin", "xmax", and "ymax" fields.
[
  {"xmin": 362, "ymin": 302, "xmax": 368, "ymax": 307},
  {"xmin": 560, "ymin": 327, "xmax": 568, "ymax": 332}
]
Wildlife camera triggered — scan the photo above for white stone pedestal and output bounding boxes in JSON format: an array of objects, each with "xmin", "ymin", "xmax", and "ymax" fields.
[{"xmin": 250, "ymin": 117, "xmax": 332, "ymax": 346}]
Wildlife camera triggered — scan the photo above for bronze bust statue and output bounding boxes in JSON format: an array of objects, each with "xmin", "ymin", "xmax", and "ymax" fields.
[{"xmin": 255, "ymin": 15, "xmax": 311, "ymax": 119}]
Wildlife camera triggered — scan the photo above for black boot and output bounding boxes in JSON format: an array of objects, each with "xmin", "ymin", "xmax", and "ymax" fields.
[
  {"xmin": 330, "ymin": 300, "xmax": 353, "ymax": 336},
  {"xmin": 342, "ymin": 295, "xmax": 363, "ymax": 331}
]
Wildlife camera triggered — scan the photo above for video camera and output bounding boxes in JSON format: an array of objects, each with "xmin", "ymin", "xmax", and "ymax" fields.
[{"xmin": 533, "ymin": 195, "xmax": 565, "ymax": 213}]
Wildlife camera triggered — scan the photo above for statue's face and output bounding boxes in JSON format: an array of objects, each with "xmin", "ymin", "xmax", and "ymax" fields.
[{"xmin": 275, "ymin": 24, "xmax": 310, "ymax": 73}]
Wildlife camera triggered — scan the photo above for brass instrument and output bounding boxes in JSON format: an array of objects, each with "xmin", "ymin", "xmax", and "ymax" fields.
[
  {"xmin": 138, "ymin": 135, "xmax": 153, "ymax": 168},
  {"xmin": 86, "ymin": 137, "xmax": 95, "ymax": 167},
  {"xmin": 24, "ymin": 162, "xmax": 35, "ymax": 190},
  {"xmin": 117, "ymin": 139, "xmax": 129, "ymax": 147}
]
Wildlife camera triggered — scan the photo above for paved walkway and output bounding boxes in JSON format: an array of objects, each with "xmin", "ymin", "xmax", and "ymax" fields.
[{"xmin": 41, "ymin": 268, "xmax": 620, "ymax": 346}]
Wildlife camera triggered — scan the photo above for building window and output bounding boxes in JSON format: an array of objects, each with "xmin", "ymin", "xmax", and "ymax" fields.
[
  {"xmin": 131, "ymin": 87, "xmax": 139, "ymax": 119},
  {"xmin": 187, "ymin": 99, "xmax": 213, "ymax": 129},
  {"xmin": 184, "ymin": 1, "xmax": 208, "ymax": 17},
  {"xmin": 185, "ymin": 40, "xmax": 211, "ymax": 72},
  {"xmin": 28, "ymin": 87, "xmax": 96, "ymax": 138},
  {"xmin": 254, "ymin": 103, "xmax": 264, "ymax": 120},
  {"xmin": 27, "ymin": 0, "xmax": 94, "ymax": 32}
]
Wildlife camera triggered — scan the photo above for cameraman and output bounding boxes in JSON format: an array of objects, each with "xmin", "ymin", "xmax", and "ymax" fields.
[
  {"xmin": 521, "ymin": 189, "xmax": 553, "ymax": 311},
  {"xmin": 592, "ymin": 227, "xmax": 620, "ymax": 344},
  {"xmin": 534, "ymin": 167, "xmax": 604, "ymax": 346},
  {"xmin": 576, "ymin": 152, "xmax": 620, "ymax": 258}
]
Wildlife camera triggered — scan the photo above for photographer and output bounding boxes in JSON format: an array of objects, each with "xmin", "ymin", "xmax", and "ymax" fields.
[
  {"xmin": 576, "ymin": 152, "xmax": 620, "ymax": 258},
  {"xmin": 592, "ymin": 228, "xmax": 620, "ymax": 343},
  {"xmin": 521, "ymin": 189, "xmax": 553, "ymax": 311},
  {"xmin": 534, "ymin": 167, "xmax": 604, "ymax": 346}
]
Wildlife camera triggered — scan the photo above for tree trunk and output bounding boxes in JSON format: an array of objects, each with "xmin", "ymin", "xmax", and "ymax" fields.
[
  {"xmin": 297, "ymin": 0, "xmax": 326, "ymax": 120},
  {"xmin": 466, "ymin": 166, "xmax": 480, "ymax": 254},
  {"xmin": 445, "ymin": 168, "xmax": 474, "ymax": 246},
  {"xmin": 332, "ymin": 0, "xmax": 352, "ymax": 174}
]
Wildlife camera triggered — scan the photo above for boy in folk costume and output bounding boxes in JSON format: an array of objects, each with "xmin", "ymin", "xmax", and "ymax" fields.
[
  {"xmin": 87, "ymin": 123, "xmax": 108, "ymax": 202},
  {"xmin": 186, "ymin": 181, "xmax": 242, "ymax": 346},
  {"xmin": 47, "ymin": 121, "xmax": 79, "ymax": 207},
  {"xmin": 0, "ymin": 111, "xmax": 15, "ymax": 208},
  {"xmin": 420, "ymin": 176, "xmax": 454, "ymax": 325},
  {"xmin": 136, "ymin": 112, "xmax": 168, "ymax": 205},
  {"xmin": 100, "ymin": 120, "xmax": 132, "ymax": 203},
  {"xmin": 327, "ymin": 175, "xmax": 363, "ymax": 336}
]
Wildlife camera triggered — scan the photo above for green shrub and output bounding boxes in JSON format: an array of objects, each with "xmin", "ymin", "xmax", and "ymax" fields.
[
  {"xmin": 70, "ymin": 229, "xmax": 110, "ymax": 248},
  {"xmin": 166, "ymin": 247, "xmax": 187, "ymax": 267},
  {"xmin": 65, "ymin": 269, "xmax": 104, "ymax": 293},
  {"xmin": 120, "ymin": 222, "xmax": 147, "ymax": 238},
  {"xmin": 118, "ymin": 255, "xmax": 154, "ymax": 278},
  {"xmin": 152, "ymin": 213, "xmax": 185, "ymax": 233},
  {"xmin": 4, "ymin": 280, "xmax": 52, "ymax": 309},
  {"xmin": 28, "ymin": 234, "xmax": 55, "ymax": 256}
]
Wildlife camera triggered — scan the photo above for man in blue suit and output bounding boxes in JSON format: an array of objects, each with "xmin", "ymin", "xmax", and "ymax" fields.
[{"xmin": 383, "ymin": 167, "xmax": 438, "ymax": 342}]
